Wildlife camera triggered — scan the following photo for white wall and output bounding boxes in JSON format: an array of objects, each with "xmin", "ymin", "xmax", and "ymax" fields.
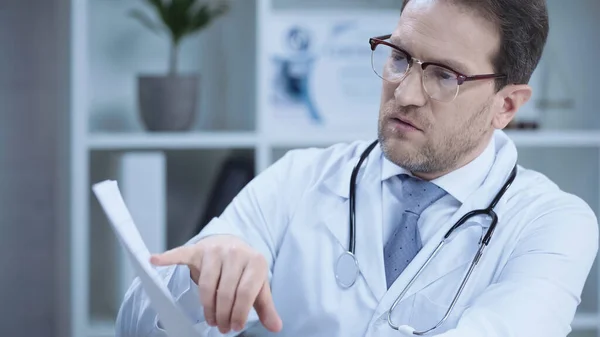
[{"xmin": 0, "ymin": 0, "xmax": 65, "ymax": 336}]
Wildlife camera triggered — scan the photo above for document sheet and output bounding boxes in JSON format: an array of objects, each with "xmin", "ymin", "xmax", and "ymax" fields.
[{"xmin": 92, "ymin": 180, "xmax": 201, "ymax": 337}]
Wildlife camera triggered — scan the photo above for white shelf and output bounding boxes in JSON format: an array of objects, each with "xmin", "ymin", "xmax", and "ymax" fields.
[
  {"xmin": 267, "ymin": 130, "xmax": 600, "ymax": 149},
  {"xmin": 86, "ymin": 129, "xmax": 600, "ymax": 151},
  {"xmin": 87, "ymin": 131, "xmax": 258, "ymax": 150},
  {"xmin": 507, "ymin": 130, "xmax": 600, "ymax": 147},
  {"xmin": 268, "ymin": 131, "xmax": 376, "ymax": 148}
]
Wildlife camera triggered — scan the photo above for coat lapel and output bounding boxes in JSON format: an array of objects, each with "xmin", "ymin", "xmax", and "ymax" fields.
[
  {"xmin": 322, "ymin": 143, "xmax": 387, "ymax": 300},
  {"xmin": 353, "ymin": 145, "xmax": 386, "ymax": 300}
]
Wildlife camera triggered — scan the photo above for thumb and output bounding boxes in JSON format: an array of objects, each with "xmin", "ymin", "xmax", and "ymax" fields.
[{"xmin": 253, "ymin": 280, "xmax": 282, "ymax": 333}]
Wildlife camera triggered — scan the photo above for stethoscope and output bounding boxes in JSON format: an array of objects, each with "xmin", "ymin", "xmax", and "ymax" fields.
[{"xmin": 334, "ymin": 140, "xmax": 517, "ymax": 335}]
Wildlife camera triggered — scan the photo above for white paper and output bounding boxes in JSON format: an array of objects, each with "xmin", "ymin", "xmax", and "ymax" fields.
[{"xmin": 92, "ymin": 180, "xmax": 201, "ymax": 337}]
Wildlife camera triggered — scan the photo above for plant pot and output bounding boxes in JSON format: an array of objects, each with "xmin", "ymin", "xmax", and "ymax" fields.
[{"xmin": 137, "ymin": 74, "xmax": 199, "ymax": 131}]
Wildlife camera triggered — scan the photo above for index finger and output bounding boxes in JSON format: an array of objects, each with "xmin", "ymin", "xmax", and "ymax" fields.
[{"xmin": 150, "ymin": 245, "xmax": 199, "ymax": 267}]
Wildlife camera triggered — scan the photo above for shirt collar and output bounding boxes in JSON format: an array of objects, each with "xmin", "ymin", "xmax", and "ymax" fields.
[{"xmin": 380, "ymin": 136, "xmax": 496, "ymax": 203}]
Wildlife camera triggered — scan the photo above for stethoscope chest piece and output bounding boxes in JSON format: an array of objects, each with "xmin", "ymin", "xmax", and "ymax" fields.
[{"xmin": 335, "ymin": 251, "xmax": 359, "ymax": 288}]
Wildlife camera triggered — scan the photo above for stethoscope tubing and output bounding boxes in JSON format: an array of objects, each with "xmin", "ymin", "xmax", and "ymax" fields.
[
  {"xmin": 348, "ymin": 140, "xmax": 379, "ymax": 255},
  {"xmin": 343, "ymin": 140, "xmax": 518, "ymax": 334}
]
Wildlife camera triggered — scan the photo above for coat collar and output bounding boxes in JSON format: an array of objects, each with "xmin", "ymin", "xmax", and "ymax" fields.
[
  {"xmin": 380, "ymin": 136, "xmax": 496, "ymax": 204},
  {"xmin": 321, "ymin": 142, "xmax": 373, "ymax": 200},
  {"xmin": 320, "ymin": 141, "xmax": 388, "ymax": 299},
  {"xmin": 323, "ymin": 134, "xmax": 500, "ymax": 204}
]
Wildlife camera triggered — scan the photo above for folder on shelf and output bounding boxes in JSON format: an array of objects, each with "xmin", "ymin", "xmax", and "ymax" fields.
[{"xmin": 92, "ymin": 180, "xmax": 201, "ymax": 337}]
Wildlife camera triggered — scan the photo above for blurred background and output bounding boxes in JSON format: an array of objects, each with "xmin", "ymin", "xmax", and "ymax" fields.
[{"xmin": 1, "ymin": 0, "xmax": 599, "ymax": 336}]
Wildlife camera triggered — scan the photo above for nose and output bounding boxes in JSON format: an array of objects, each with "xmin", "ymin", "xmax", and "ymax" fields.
[{"xmin": 393, "ymin": 66, "xmax": 428, "ymax": 108}]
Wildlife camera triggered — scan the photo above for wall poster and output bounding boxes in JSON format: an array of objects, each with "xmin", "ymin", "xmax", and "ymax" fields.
[{"xmin": 264, "ymin": 10, "xmax": 401, "ymax": 136}]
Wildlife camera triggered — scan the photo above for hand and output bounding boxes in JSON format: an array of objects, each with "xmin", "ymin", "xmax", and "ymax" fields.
[{"xmin": 150, "ymin": 235, "xmax": 283, "ymax": 334}]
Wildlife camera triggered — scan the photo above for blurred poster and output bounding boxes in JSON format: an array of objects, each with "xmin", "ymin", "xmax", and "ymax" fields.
[{"xmin": 264, "ymin": 11, "xmax": 400, "ymax": 135}]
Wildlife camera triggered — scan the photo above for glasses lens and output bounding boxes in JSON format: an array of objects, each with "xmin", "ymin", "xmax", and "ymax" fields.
[
  {"xmin": 371, "ymin": 44, "xmax": 409, "ymax": 82},
  {"xmin": 423, "ymin": 65, "xmax": 459, "ymax": 102}
]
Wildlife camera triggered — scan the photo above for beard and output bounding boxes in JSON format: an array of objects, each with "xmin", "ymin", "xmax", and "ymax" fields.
[{"xmin": 378, "ymin": 99, "xmax": 491, "ymax": 175}]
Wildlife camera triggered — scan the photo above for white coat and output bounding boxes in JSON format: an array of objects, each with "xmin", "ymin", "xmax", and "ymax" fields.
[{"xmin": 116, "ymin": 130, "xmax": 599, "ymax": 337}]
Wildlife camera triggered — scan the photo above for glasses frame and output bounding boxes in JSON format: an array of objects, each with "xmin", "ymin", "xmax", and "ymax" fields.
[{"xmin": 369, "ymin": 34, "xmax": 507, "ymax": 102}]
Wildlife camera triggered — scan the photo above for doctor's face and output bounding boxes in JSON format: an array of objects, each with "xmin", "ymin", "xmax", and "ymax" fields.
[{"xmin": 377, "ymin": 0, "xmax": 517, "ymax": 179}]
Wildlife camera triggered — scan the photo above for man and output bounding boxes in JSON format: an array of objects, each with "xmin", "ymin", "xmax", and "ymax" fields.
[{"xmin": 116, "ymin": 0, "xmax": 599, "ymax": 336}]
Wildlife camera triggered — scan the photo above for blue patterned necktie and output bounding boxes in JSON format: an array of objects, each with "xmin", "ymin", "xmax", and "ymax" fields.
[{"xmin": 384, "ymin": 174, "xmax": 447, "ymax": 289}]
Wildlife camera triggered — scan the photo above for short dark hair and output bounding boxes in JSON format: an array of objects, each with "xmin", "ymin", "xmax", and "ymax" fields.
[{"xmin": 401, "ymin": 0, "xmax": 549, "ymax": 91}]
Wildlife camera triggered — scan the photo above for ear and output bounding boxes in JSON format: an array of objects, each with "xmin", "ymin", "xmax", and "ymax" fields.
[{"xmin": 492, "ymin": 84, "xmax": 533, "ymax": 129}]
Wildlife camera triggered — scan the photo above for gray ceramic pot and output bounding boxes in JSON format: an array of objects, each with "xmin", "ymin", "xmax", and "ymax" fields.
[{"xmin": 137, "ymin": 75, "xmax": 199, "ymax": 131}]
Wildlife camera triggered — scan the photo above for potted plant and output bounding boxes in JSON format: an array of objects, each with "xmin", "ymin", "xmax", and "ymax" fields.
[{"xmin": 130, "ymin": 0, "xmax": 229, "ymax": 131}]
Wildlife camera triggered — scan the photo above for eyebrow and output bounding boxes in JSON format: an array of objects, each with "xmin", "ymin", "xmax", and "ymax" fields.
[{"xmin": 389, "ymin": 37, "xmax": 471, "ymax": 75}]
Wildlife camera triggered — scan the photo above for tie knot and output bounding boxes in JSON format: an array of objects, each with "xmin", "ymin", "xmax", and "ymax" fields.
[{"xmin": 398, "ymin": 174, "xmax": 447, "ymax": 214}]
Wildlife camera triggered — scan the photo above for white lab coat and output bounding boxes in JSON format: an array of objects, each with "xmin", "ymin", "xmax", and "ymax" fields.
[{"xmin": 116, "ymin": 130, "xmax": 598, "ymax": 337}]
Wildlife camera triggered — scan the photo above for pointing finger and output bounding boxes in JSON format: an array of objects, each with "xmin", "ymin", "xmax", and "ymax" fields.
[{"xmin": 150, "ymin": 245, "xmax": 198, "ymax": 267}]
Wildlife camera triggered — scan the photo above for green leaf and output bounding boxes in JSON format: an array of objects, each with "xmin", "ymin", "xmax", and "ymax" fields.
[
  {"xmin": 144, "ymin": 0, "xmax": 170, "ymax": 30},
  {"xmin": 132, "ymin": 0, "xmax": 230, "ymax": 45},
  {"xmin": 166, "ymin": 0, "xmax": 197, "ymax": 44},
  {"xmin": 189, "ymin": 5, "xmax": 211, "ymax": 33},
  {"xmin": 189, "ymin": 2, "xmax": 229, "ymax": 33},
  {"xmin": 128, "ymin": 9, "xmax": 164, "ymax": 35}
]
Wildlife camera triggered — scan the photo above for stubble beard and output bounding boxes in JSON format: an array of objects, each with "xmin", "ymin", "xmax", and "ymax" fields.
[{"xmin": 377, "ymin": 101, "xmax": 491, "ymax": 176}]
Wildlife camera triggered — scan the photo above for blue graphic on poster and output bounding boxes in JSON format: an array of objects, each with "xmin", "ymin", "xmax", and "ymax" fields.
[{"xmin": 271, "ymin": 26, "xmax": 321, "ymax": 123}]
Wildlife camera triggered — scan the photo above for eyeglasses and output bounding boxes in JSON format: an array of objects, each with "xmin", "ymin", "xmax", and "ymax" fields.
[{"xmin": 369, "ymin": 34, "xmax": 506, "ymax": 103}]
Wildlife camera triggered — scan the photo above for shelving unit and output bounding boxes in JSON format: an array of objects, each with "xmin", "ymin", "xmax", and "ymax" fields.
[
  {"xmin": 87, "ymin": 131, "xmax": 258, "ymax": 150},
  {"xmin": 58, "ymin": 0, "xmax": 600, "ymax": 337}
]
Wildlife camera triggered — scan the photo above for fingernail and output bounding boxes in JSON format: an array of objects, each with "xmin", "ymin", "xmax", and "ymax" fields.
[{"xmin": 232, "ymin": 323, "xmax": 242, "ymax": 331}]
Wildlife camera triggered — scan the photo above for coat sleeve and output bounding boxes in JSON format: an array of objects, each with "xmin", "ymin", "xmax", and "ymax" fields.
[
  {"xmin": 435, "ymin": 194, "xmax": 599, "ymax": 337},
  {"xmin": 114, "ymin": 148, "xmax": 319, "ymax": 337}
]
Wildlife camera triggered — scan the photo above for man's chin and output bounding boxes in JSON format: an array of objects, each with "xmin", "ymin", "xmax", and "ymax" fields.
[
  {"xmin": 380, "ymin": 136, "xmax": 419, "ymax": 161},
  {"xmin": 381, "ymin": 132, "xmax": 416, "ymax": 151}
]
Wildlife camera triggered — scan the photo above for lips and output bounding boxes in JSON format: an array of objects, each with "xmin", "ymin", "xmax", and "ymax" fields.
[{"xmin": 392, "ymin": 116, "xmax": 421, "ymax": 131}]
